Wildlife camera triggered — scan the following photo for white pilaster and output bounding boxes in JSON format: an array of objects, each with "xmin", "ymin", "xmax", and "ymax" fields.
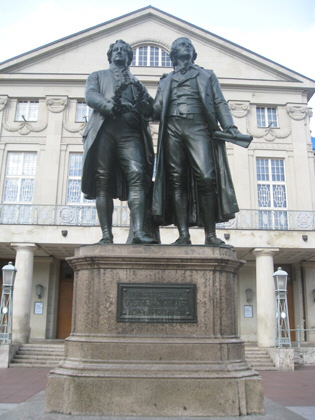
[
  {"xmin": 11, "ymin": 243, "xmax": 37, "ymax": 344},
  {"xmin": 253, "ymin": 248, "xmax": 279, "ymax": 347}
]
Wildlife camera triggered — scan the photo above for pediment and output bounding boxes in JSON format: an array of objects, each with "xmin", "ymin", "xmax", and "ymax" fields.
[{"xmin": 0, "ymin": 6, "xmax": 313, "ymax": 87}]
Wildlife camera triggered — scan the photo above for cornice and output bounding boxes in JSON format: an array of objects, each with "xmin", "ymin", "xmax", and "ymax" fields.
[
  {"xmin": 0, "ymin": 5, "xmax": 314, "ymax": 89},
  {"xmin": 0, "ymin": 74, "xmax": 313, "ymax": 93},
  {"xmin": 0, "ymin": 73, "xmax": 88, "ymax": 82}
]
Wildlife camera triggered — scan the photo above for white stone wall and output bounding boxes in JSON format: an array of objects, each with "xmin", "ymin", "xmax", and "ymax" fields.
[
  {"xmin": 238, "ymin": 264, "xmax": 257, "ymax": 342},
  {"xmin": 29, "ymin": 258, "xmax": 53, "ymax": 339}
]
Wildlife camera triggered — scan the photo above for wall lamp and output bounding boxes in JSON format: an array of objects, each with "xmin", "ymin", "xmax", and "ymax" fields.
[
  {"xmin": 245, "ymin": 288, "xmax": 253, "ymax": 303},
  {"xmin": 35, "ymin": 284, "xmax": 43, "ymax": 299}
]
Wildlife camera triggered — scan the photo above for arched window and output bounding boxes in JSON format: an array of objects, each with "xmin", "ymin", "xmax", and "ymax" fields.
[{"xmin": 131, "ymin": 46, "xmax": 172, "ymax": 67}]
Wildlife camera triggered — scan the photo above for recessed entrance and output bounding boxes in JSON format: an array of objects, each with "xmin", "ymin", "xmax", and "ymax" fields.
[{"xmin": 56, "ymin": 260, "xmax": 74, "ymax": 339}]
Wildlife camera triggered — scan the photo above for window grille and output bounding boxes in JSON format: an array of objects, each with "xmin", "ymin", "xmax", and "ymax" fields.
[
  {"xmin": 256, "ymin": 158, "xmax": 288, "ymax": 229},
  {"xmin": 150, "ymin": 46, "xmax": 159, "ymax": 66},
  {"xmin": 161, "ymin": 50, "xmax": 171, "ymax": 67},
  {"xmin": 256, "ymin": 107, "xmax": 278, "ymax": 128},
  {"xmin": 132, "ymin": 46, "xmax": 172, "ymax": 67},
  {"xmin": 2, "ymin": 152, "xmax": 37, "ymax": 203},
  {"xmin": 75, "ymin": 102, "xmax": 92, "ymax": 122},
  {"xmin": 67, "ymin": 153, "xmax": 93, "ymax": 204}
]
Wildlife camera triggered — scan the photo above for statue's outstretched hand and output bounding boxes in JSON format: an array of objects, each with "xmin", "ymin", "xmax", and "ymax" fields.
[{"xmin": 226, "ymin": 126, "xmax": 240, "ymax": 137}]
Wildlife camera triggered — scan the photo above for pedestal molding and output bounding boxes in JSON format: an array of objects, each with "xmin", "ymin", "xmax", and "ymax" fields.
[{"xmin": 46, "ymin": 245, "xmax": 264, "ymax": 416}]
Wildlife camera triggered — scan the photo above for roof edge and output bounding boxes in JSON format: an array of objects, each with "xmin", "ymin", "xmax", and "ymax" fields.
[{"xmin": 0, "ymin": 5, "xmax": 314, "ymax": 84}]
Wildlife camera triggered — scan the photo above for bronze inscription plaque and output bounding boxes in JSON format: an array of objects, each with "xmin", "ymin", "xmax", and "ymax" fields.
[{"xmin": 117, "ymin": 283, "xmax": 197, "ymax": 323}]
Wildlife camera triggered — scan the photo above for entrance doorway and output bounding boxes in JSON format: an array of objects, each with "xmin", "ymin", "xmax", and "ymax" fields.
[{"xmin": 56, "ymin": 260, "xmax": 74, "ymax": 339}]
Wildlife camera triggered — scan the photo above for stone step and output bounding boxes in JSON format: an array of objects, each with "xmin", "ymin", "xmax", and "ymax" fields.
[
  {"xmin": 10, "ymin": 363, "xmax": 57, "ymax": 368},
  {"xmin": 245, "ymin": 345, "xmax": 277, "ymax": 371},
  {"xmin": 10, "ymin": 358, "xmax": 60, "ymax": 364},
  {"xmin": 246, "ymin": 354, "xmax": 272, "ymax": 359},
  {"xmin": 247, "ymin": 359, "xmax": 273, "ymax": 364},
  {"xmin": 10, "ymin": 342, "xmax": 278, "ymax": 370},
  {"xmin": 9, "ymin": 343, "xmax": 65, "ymax": 368},
  {"xmin": 19, "ymin": 347, "xmax": 64, "ymax": 354},
  {"xmin": 249, "ymin": 361, "xmax": 277, "ymax": 367},
  {"xmin": 19, "ymin": 344, "xmax": 64, "ymax": 349},
  {"xmin": 245, "ymin": 364, "xmax": 276, "ymax": 371},
  {"xmin": 13, "ymin": 355, "xmax": 63, "ymax": 360}
]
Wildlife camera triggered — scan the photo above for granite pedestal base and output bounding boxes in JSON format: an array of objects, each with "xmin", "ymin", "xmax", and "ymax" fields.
[{"xmin": 45, "ymin": 244, "xmax": 264, "ymax": 417}]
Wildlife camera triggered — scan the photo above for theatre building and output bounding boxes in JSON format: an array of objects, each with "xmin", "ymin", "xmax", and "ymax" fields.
[{"xmin": 0, "ymin": 6, "xmax": 314, "ymax": 366}]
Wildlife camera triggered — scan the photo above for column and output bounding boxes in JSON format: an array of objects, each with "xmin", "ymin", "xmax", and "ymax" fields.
[
  {"xmin": 253, "ymin": 248, "xmax": 279, "ymax": 347},
  {"xmin": 11, "ymin": 243, "xmax": 37, "ymax": 343}
]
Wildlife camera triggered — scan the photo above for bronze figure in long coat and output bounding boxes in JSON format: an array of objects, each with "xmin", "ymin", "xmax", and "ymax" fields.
[
  {"xmin": 81, "ymin": 40, "xmax": 157, "ymax": 244},
  {"xmin": 82, "ymin": 70, "xmax": 154, "ymax": 201},
  {"xmin": 152, "ymin": 37, "xmax": 240, "ymax": 246}
]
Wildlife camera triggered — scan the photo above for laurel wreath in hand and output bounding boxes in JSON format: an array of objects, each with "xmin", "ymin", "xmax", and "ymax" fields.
[{"xmin": 110, "ymin": 80, "xmax": 150, "ymax": 119}]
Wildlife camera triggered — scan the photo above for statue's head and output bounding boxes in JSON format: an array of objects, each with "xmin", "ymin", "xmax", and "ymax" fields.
[
  {"xmin": 107, "ymin": 40, "xmax": 134, "ymax": 66},
  {"xmin": 170, "ymin": 37, "xmax": 197, "ymax": 67}
]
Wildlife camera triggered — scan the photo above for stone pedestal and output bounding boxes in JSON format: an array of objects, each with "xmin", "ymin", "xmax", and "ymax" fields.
[{"xmin": 46, "ymin": 245, "xmax": 264, "ymax": 417}]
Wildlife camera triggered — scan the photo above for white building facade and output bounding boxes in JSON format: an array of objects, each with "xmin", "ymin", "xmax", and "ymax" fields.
[{"xmin": 0, "ymin": 7, "xmax": 314, "ymax": 353}]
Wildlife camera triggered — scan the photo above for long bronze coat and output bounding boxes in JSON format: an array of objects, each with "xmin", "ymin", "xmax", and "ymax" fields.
[
  {"xmin": 81, "ymin": 69, "xmax": 154, "ymax": 200},
  {"xmin": 152, "ymin": 65, "xmax": 239, "ymax": 226}
]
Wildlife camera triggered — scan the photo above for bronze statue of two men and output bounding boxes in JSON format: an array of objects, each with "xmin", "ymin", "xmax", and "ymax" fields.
[{"xmin": 82, "ymin": 37, "xmax": 245, "ymax": 246}]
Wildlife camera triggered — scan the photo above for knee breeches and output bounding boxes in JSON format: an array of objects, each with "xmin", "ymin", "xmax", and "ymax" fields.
[
  {"xmin": 94, "ymin": 115, "xmax": 146, "ymax": 194},
  {"xmin": 165, "ymin": 116, "xmax": 216, "ymax": 193}
]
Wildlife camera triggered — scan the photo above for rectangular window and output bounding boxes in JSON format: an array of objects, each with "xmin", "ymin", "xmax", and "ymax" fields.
[
  {"xmin": 256, "ymin": 158, "xmax": 288, "ymax": 229},
  {"xmin": 75, "ymin": 102, "xmax": 92, "ymax": 122},
  {"xmin": 161, "ymin": 50, "xmax": 171, "ymax": 67},
  {"xmin": 256, "ymin": 107, "xmax": 278, "ymax": 128},
  {"xmin": 131, "ymin": 49, "xmax": 137, "ymax": 66},
  {"xmin": 138, "ymin": 46, "xmax": 148, "ymax": 66},
  {"xmin": 3, "ymin": 152, "xmax": 37, "ymax": 203},
  {"xmin": 67, "ymin": 153, "xmax": 93, "ymax": 204},
  {"xmin": 15, "ymin": 100, "xmax": 39, "ymax": 121},
  {"xmin": 150, "ymin": 47, "xmax": 159, "ymax": 66}
]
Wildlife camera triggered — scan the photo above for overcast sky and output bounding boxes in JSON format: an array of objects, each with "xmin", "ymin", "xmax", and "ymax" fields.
[{"xmin": 1, "ymin": 0, "xmax": 314, "ymax": 132}]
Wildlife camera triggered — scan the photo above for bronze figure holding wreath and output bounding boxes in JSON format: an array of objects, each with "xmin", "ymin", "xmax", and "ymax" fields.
[{"xmin": 81, "ymin": 40, "xmax": 157, "ymax": 244}]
